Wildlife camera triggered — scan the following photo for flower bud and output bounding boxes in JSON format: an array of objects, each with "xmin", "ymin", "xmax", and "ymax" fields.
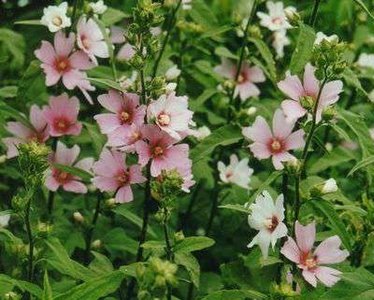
[
  {"xmin": 73, "ymin": 211, "xmax": 84, "ymax": 223},
  {"xmin": 174, "ymin": 231, "xmax": 185, "ymax": 242},
  {"xmin": 285, "ymin": 7, "xmax": 300, "ymax": 27},
  {"xmin": 246, "ymin": 106, "xmax": 257, "ymax": 116},
  {"xmin": 299, "ymin": 95, "xmax": 315, "ymax": 110},
  {"xmin": 165, "ymin": 65, "xmax": 181, "ymax": 81},
  {"xmin": 321, "ymin": 178, "xmax": 338, "ymax": 194},
  {"xmin": 91, "ymin": 239, "xmax": 102, "ymax": 249},
  {"xmin": 322, "ymin": 106, "xmax": 337, "ymax": 122},
  {"xmin": 285, "ymin": 158, "xmax": 302, "ymax": 175},
  {"xmin": 105, "ymin": 198, "xmax": 116, "ymax": 208},
  {"xmin": 0, "ymin": 155, "xmax": 7, "ymax": 163},
  {"xmin": 37, "ymin": 222, "xmax": 52, "ymax": 237}
]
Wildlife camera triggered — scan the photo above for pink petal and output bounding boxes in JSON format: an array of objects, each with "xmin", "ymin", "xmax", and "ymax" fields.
[
  {"xmin": 92, "ymin": 176, "xmax": 119, "ymax": 192},
  {"xmin": 314, "ymin": 266, "xmax": 342, "ymax": 287},
  {"xmin": 248, "ymin": 66, "xmax": 266, "ymax": 82},
  {"xmin": 69, "ymin": 51, "xmax": 94, "ymax": 70},
  {"xmin": 74, "ymin": 157, "xmax": 94, "ymax": 172},
  {"xmin": 151, "ymin": 157, "xmax": 168, "ymax": 177},
  {"xmin": 90, "ymin": 40, "xmax": 109, "ymax": 58},
  {"xmin": 54, "ymin": 31, "xmax": 75, "ymax": 57},
  {"xmin": 62, "ymin": 69, "xmax": 86, "ymax": 90},
  {"xmin": 2, "ymin": 137, "xmax": 22, "ymax": 158},
  {"xmin": 302, "ymin": 269, "xmax": 317, "ymax": 287},
  {"xmin": 115, "ymin": 185, "xmax": 133, "ymax": 203},
  {"xmin": 303, "ymin": 63, "xmax": 319, "ymax": 97},
  {"xmin": 277, "ymin": 74, "xmax": 304, "ymax": 101},
  {"xmin": 94, "ymin": 113, "xmax": 121, "ymax": 134},
  {"xmin": 30, "ymin": 105, "xmax": 47, "ymax": 132},
  {"xmin": 41, "ymin": 64, "xmax": 61, "ymax": 86},
  {"xmin": 129, "ymin": 165, "xmax": 146, "ymax": 184},
  {"xmin": 314, "ymin": 236, "xmax": 349, "ymax": 264},
  {"xmin": 319, "ymin": 80, "xmax": 343, "ymax": 107},
  {"xmin": 98, "ymin": 90, "xmax": 123, "ymax": 113},
  {"xmin": 135, "ymin": 140, "xmax": 151, "ymax": 166},
  {"xmin": 117, "ymin": 43, "xmax": 136, "ymax": 61},
  {"xmin": 295, "ymin": 221, "xmax": 316, "ymax": 253},
  {"xmin": 238, "ymin": 82, "xmax": 260, "ymax": 100},
  {"xmin": 281, "ymin": 99, "xmax": 306, "ymax": 123},
  {"xmin": 272, "ymin": 109, "xmax": 294, "ymax": 139},
  {"xmin": 242, "ymin": 116, "xmax": 272, "ymax": 144},
  {"xmin": 93, "ymin": 148, "xmax": 123, "ymax": 176},
  {"xmin": 6, "ymin": 122, "xmax": 33, "ymax": 139},
  {"xmin": 281, "ymin": 237, "xmax": 301, "ymax": 263},
  {"xmin": 45, "ymin": 175, "xmax": 60, "ymax": 191},
  {"xmin": 34, "ymin": 41, "xmax": 56, "ymax": 64},
  {"xmin": 214, "ymin": 58, "xmax": 236, "ymax": 79},
  {"xmin": 272, "ymin": 152, "xmax": 295, "ymax": 170},
  {"xmin": 63, "ymin": 180, "xmax": 87, "ymax": 193},
  {"xmin": 54, "ymin": 142, "xmax": 80, "ymax": 166},
  {"xmin": 285, "ymin": 129, "xmax": 305, "ymax": 150},
  {"xmin": 249, "ymin": 142, "xmax": 272, "ymax": 159}
]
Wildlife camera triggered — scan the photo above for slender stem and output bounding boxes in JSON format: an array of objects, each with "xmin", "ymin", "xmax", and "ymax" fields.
[
  {"xmin": 47, "ymin": 138, "xmax": 58, "ymax": 218},
  {"xmin": 25, "ymin": 195, "xmax": 34, "ymax": 283},
  {"xmin": 69, "ymin": 0, "xmax": 80, "ymax": 34},
  {"xmin": 140, "ymin": 69, "xmax": 147, "ymax": 104},
  {"xmin": 111, "ymin": 58, "xmax": 118, "ymax": 81},
  {"xmin": 152, "ymin": 0, "xmax": 183, "ymax": 78},
  {"xmin": 293, "ymin": 175, "xmax": 300, "ymax": 233},
  {"xmin": 162, "ymin": 208, "xmax": 173, "ymax": 300},
  {"xmin": 227, "ymin": 0, "xmax": 258, "ymax": 121},
  {"xmin": 178, "ymin": 182, "xmax": 200, "ymax": 230},
  {"xmin": 205, "ymin": 187, "xmax": 219, "ymax": 236},
  {"xmin": 282, "ymin": 172, "xmax": 289, "ymax": 222},
  {"xmin": 309, "ymin": 0, "xmax": 321, "ymax": 27}
]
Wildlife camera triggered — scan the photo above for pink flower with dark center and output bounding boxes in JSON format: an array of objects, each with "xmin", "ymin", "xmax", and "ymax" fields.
[
  {"xmin": 107, "ymin": 124, "xmax": 144, "ymax": 153},
  {"xmin": 77, "ymin": 17, "xmax": 109, "ymax": 65},
  {"xmin": 94, "ymin": 90, "xmax": 146, "ymax": 135},
  {"xmin": 214, "ymin": 58, "xmax": 266, "ymax": 101},
  {"xmin": 92, "ymin": 148, "xmax": 146, "ymax": 203},
  {"xmin": 147, "ymin": 92, "xmax": 193, "ymax": 140},
  {"xmin": 2, "ymin": 105, "xmax": 49, "ymax": 158},
  {"xmin": 277, "ymin": 63, "xmax": 343, "ymax": 123},
  {"xmin": 281, "ymin": 221, "xmax": 349, "ymax": 287},
  {"xmin": 34, "ymin": 31, "xmax": 95, "ymax": 103},
  {"xmin": 135, "ymin": 125, "xmax": 191, "ymax": 177},
  {"xmin": 242, "ymin": 109, "xmax": 305, "ymax": 170},
  {"xmin": 45, "ymin": 142, "xmax": 93, "ymax": 194},
  {"xmin": 43, "ymin": 93, "xmax": 82, "ymax": 137}
]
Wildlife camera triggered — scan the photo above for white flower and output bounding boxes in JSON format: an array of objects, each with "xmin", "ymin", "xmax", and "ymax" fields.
[
  {"xmin": 0, "ymin": 213, "xmax": 10, "ymax": 227},
  {"xmin": 256, "ymin": 1, "xmax": 292, "ymax": 32},
  {"xmin": 357, "ymin": 53, "xmax": 374, "ymax": 69},
  {"xmin": 246, "ymin": 107, "xmax": 257, "ymax": 116},
  {"xmin": 165, "ymin": 65, "xmax": 181, "ymax": 81},
  {"xmin": 194, "ymin": 126, "xmax": 211, "ymax": 140},
  {"xmin": 89, "ymin": 0, "xmax": 108, "ymax": 15},
  {"xmin": 182, "ymin": 0, "xmax": 192, "ymax": 10},
  {"xmin": 272, "ymin": 30, "xmax": 290, "ymax": 59},
  {"xmin": 40, "ymin": 2, "xmax": 71, "ymax": 33},
  {"xmin": 165, "ymin": 82, "xmax": 177, "ymax": 94},
  {"xmin": 321, "ymin": 178, "xmax": 338, "ymax": 194},
  {"xmin": 314, "ymin": 31, "xmax": 339, "ymax": 45},
  {"xmin": 247, "ymin": 191, "xmax": 287, "ymax": 258},
  {"xmin": 217, "ymin": 154, "xmax": 253, "ymax": 189}
]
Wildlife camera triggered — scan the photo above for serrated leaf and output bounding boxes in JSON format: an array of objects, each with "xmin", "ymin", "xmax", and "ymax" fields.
[
  {"xmin": 308, "ymin": 199, "xmax": 352, "ymax": 251},
  {"xmin": 174, "ymin": 236, "xmax": 215, "ymax": 253},
  {"xmin": 289, "ymin": 24, "xmax": 316, "ymax": 75},
  {"xmin": 175, "ymin": 252, "xmax": 200, "ymax": 288},
  {"xmin": 0, "ymin": 275, "xmax": 43, "ymax": 298}
]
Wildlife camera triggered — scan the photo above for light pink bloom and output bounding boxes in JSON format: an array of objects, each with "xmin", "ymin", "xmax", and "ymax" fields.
[
  {"xmin": 34, "ymin": 31, "xmax": 95, "ymax": 103},
  {"xmin": 135, "ymin": 125, "xmax": 191, "ymax": 177},
  {"xmin": 147, "ymin": 92, "xmax": 193, "ymax": 140},
  {"xmin": 43, "ymin": 93, "xmax": 82, "ymax": 137},
  {"xmin": 92, "ymin": 148, "xmax": 146, "ymax": 203},
  {"xmin": 2, "ymin": 105, "xmax": 49, "ymax": 158},
  {"xmin": 77, "ymin": 16, "xmax": 109, "ymax": 65},
  {"xmin": 278, "ymin": 63, "xmax": 343, "ymax": 123},
  {"xmin": 94, "ymin": 90, "xmax": 145, "ymax": 135},
  {"xmin": 45, "ymin": 142, "xmax": 93, "ymax": 194},
  {"xmin": 107, "ymin": 124, "xmax": 144, "ymax": 153},
  {"xmin": 281, "ymin": 221, "xmax": 349, "ymax": 287},
  {"xmin": 242, "ymin": 109, "xmax": 305, "ymax": 170},
  {"xmin": 110, "ymin": 26, "xmax": 136, "ymax": 61},
  {"xmin": 214, "ymin": 58, "xmax": 265, "ymax": 101}
]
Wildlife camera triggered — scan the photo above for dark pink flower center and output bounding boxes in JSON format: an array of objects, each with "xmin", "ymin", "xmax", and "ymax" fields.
[
  {"xmin": 268, "ymin": 138, "xmax": 285, "ymax": 154},
  {"xmin": 54, "ymin": 57, "xmax": 71, "ymax": 73},
  {"xmin": 264, "ymin": 215, "xmax": 279, "ymax": 233},
  {"xmin": 119, "ymin": 110, "xmax": 132, "ymax": 124},
  {"xmin": 80, "ymin": 34, "xmax": 90, "ymax": 50},
  {"xmin": 157, "ymin": 113, "xmax": 171, "ymax": 126},
  {"xmin": 54, "ymin": 170, "xmax": 72, "ymax": 184},
  {"xmin": 152, "ymin": 146, "xmax": 164, "ymax": 157},
  {"xmin": 116, "ymin": 171, "xmax": 129, "ymax": 186},
  {"xmin": 237, "ymin": 71, "xmax": 247, "ymax": 83},
  {"xmin": 300, "ymin": 252, "xmax": 318, "ymax": 270},
  {"xmin": 54, "ymin": 118, "xmax": 70, "ymax": 133},
  {"xmin": 272, "ymin": 17, "xmax": 282, "ymax": 25}
]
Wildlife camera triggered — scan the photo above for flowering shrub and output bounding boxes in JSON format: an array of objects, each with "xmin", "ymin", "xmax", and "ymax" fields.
[{"xmin": 0, "ymin": 0, "xmax": 374, "ymax": 299}]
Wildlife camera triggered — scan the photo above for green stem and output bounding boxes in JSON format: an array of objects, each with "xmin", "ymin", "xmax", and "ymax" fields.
[
  {"xmin": 163, "ymin": 209, "xmax": 173, "ymax": 300},
  {"xmin": 293, "ymin": 175, "xmax": 300, "ymax": 234},
  {"xmin": 111, "ymin": 58, "xmax": 118, "ymax": 81},
  {"xmin": 25, "ymin": 194, "xmax": 34, "ymax": 284},
  {"xmin": 309, "ymin": 0, "xmax": 321, "ymax": 27},
  {"xmin": 227, "ymin": 0, "xmax": 258, "ymax": 121},
  {"xmin": 69, "ymin": 0, "xmax": 80, "ymax": 34},
  {"xmin": 140, "ymin": 69, "xmax": 147, "ymax": 104},
  {"xmin": 205, "ymin": 186, "xmax": 219, "ymax": 236},
  {"xmin": 152, "ymin": 0, "xmax": 183, "ymax": 78}
]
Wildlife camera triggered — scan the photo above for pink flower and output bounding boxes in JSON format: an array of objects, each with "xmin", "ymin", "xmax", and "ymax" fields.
[
  {"xmin": 135, "ymin": 125, "xmax": 191, "ymax": 177},
  {"xmin": 43, "ymin": 93, "xmax": 82, "ymax": 137},
  {"xmin": 94, "ymin": 90, "xmax": 146, "ymax": 135},
  {"xmin": 147, "ymin": 92, "xmax": 193, "ymax": 140},
  {"xmin": 242, "ymin": 109, "xmax": 305, "ymax": 170},
  {"xmin": 2, "ymin": 105, "xmax": 49, "ymax": 158},
  {"xmin": 92, "ymin": 148, "xmax": 146, "ymax": 203},
  {"xmin": 34, "ymin": 31, "xmax": 95, "ymax": 102},
  {"xmin": 107, "ymin": 124, "xmax": 144, "ymax": 153},
  {"xmin": 281, "ymin": 221, "xmax": 349, "ymax": 287},
  {"xmin": 214, "ymin": 58, "xmax": 265, "ymax": 101},
  {"xmin": 77, "ymin": 17, "xmax": 109, "ymax": 65},
  {"xmin": 45, "ymin": 142, "xmax": 93, "ymax": 194},
  {"xmin": 277, "ymin": 63, "xmax": 343, "ymax": 123}
]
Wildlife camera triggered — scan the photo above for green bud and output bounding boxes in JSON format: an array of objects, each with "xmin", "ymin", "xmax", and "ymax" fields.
[
  {"xmin": 285, "ymin": 158, "xmax": 302, "ymax": 175},
  {"xmin": 12, "ymin": 193, "xmax": 29, "ymax": 214},
  {"xmin": 37, "ymin": 222, "xmax": 52, "ymax": 237},
  {"xmin": 299, "ymin": 95, "xmax": 315, "ymax": 110},
  {"xmin": 129, "ymin": 54, "xmax": 145, "ymax": 70},
  {"xmin": 150, "ymin": 169, "xmax": 184, "ymax": 204},
  {"xmin": 5, "ymin": 292, "xmax": 21, "ymax": 300},
  {"xmin": 174, "ymin": 231, "xmax": 185, "ymax": 242},
  {"xmin": 248, "ymin": 25, "xmax": 262, "ymax": 39},
  {"xmin": 322, "ymin": 106, "xmax": 337, "ymax": 121}
]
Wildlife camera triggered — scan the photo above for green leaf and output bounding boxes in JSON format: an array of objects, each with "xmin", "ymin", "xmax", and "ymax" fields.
[
  {"xmin": 141, "ymin": 240, "xmax": 166, "ymax": 250},
  {"xmin": 348, "ymin": 155, "xmax": 374, "ymax": 176},
  {"xmin": 174, "ymin": 236, "xmax": 215, "ymax": 253},
  {"xmin": 218, "ymin": 204, "xmax": 251, "ymax": 214},
  {"xmin": 53, "ymin": 164, "xmax": 92, "ymax": 182},
  {"xmin": 214, "ymin": 47, "xmax": 238, "ymax": 60},
  {"xmin": 0, "ymin": 86, "xmax": 18, "ymax": 98},
  {"xmin": 0, "ymin": 274, "xmax": 43, "ymax": 298},
  {"xmin": 308, "ymin": 199, "xmax": 352, "ymax": 251},
  {"xmin": 42, "ymin": 271, "xmax": 53, "ymax": 300},
  {"xmin": 175, "ymin": 252, "xmax": 200, "ymax": 288},
  {"xmin": 289, "ymin": 24, "xmax": 316, "ymax": 75},
  {"xmin": 54, "ymin": 271, "xmax": 126, "ymax": 300},
  {"xmin": 189, "ymin": 88, "xmax": 217, "ymax": 111},
  {"xmin": 249, "ymin": 171, "xmax": 282, "ymax": 203},
  {"xmin": 101, "ymin": 8, "xmax": 128, "ymax": 26},
  {"xmin": 89, "ymin": 251, "xmax": 114, "ymax": 275},
  {"xmin": 113, "ymin": 205, "xmax": 158, "ymax": 238},
  {"xmin": 200, "ymin": 25, "xmax": 233, "ymax": 40},
  {"xmin": 309, "ymin": 147, "xmax": 356, "ymax": 174},
  {"xmin": 201, "ymin": 289, "xmax": 267, "ymax": 300},
  {"xmin": 190, "ymin": 125, "xmax": 243, "ymax": 163},
  {"xmin": 0, "ymin": 28, "xmax": 25, "ymax": 70},
  {"xmin": 342, "ymin": 68, "xmax": 369, "ymax": 98},
  {"xmin": 89, "ymin": 77, "xmax": 125, "ymax": 91},
  {"xmin": 248, "ymin": 37, "xmax": 277, "ymax": 82},
  {"xmin": 320, "ymin": 268, "xmax": 374, "ymax": 299},
  {"xmin": 353, "ymin": 0, "xmax": 374, "ymax": 20},
  {"xmin": 83, "ymin": 122, "xmax": 106, "ymax": 157},
  {"xmin": 103, "ymin": 228, "xmax": 138, "ymax": 255},
  {"xmin": 14, "ymin": 20, "xmax": 42, "ymax": 25},
  {"xmin": 0, "ymin": 101, "xmax": 32, "ymax": 127}
]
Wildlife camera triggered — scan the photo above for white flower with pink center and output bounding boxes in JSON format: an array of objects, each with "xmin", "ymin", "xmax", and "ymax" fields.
[
  {"xmin": 94, "ymin": 90, "xmax": 146, "ymax": 135},
  {"xmin": 214, "ymin": 58, "xmax": 266, "ymax": 101},
  {"xmin": 45, "ymin": 142, "xmax": 94, "ymax": 194},
  {"xmin": 92, "ymin": 148, "xmax": 146, "ymax": 203},
  {"xmin": 247, "ymin": 191, "xmax": 287, "ymax": 258},
  {"xmin": 242, "ymin": 109, "xmax": 305, "ymax": 170},
  {"xmin": 281, "ymin": 221, "xmax": 349, "ymax": 287},
  {"xmin": 217, "ymin": 154, "xmax": 253, "ymax": 190},
  {"xmin": 256, "ymin": 1, "xmax": 293, "ymax": 32},
  {"xmin": 147, "ymin": 92, "xmax": 193, "ymax": 140},
  {"xmin": 277, "ymin": 63, "xmax": 343, "ymax": 123},
  {"xmin": 77, "ymin": 16, "xmax": 109, "ymax": 65},
  {"xmin": 43, "ymin": 93, "xmax": 82, "ymax": 137},
  {"xmin": 2, "ymin": 105, "xmax": 49, "ymax": 158}
]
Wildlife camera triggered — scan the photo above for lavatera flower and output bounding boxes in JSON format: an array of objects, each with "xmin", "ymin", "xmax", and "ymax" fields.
[
  {"xmin": 281, "ymin": 221, "xmax": 349, "ymax": 287},
  {"xmin": 247, "ymin": 190, "xmax": 287, "ymax": 258},
  {"xmin": 242, "ymin": 109, "xmax": 305, "ymax": 170},
  {"xmin": 40, "ymin": 2, "xmax": 71, "ymax": 33}
]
